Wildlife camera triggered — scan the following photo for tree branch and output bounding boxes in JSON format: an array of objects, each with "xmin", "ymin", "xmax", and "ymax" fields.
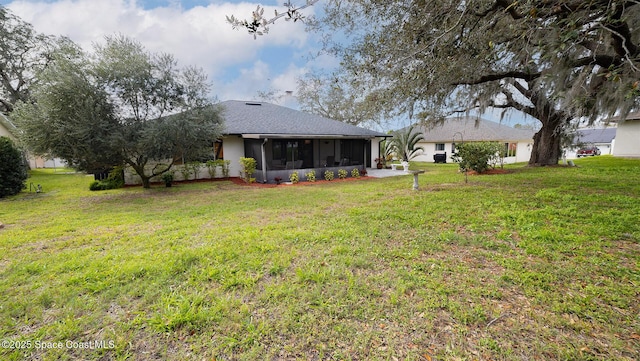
[{"xmin": 454, "ymin": 71, "xmax": 541, "ymax": 86}]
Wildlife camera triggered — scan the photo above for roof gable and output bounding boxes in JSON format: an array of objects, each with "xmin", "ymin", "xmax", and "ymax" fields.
[
  {"xmin": 219, "ymin": 100, "xmax": 387, "ymax": 138},
  {"xmin": 416, "ymin": 116, "xmax": 536, "ymax": 142}
]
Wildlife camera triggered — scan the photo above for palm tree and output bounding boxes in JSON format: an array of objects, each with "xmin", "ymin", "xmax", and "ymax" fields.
[{"xmin": 390, "ymin": 124, "xmax": 425, "ymax": 162}]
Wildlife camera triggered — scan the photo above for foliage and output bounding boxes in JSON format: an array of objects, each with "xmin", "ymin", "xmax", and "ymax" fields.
[
  {"xmin": 0, "ymin": 136, "xmax": 28, "ymax": 197},
  {"xmin": 338, "ymin": 169, "xmax": 348, "ymax": 179},
  {"xmin": 389, "ymin": 124, "xmax": 425, "ymax": 162},
  {"xmin": 205, "ymin": 160, "xmax": 218, "ymax": 178},
  {"xmin": 226, "ymin": 1, "xmax": 320, "ymax": 38},
  {"xmin": 220, "ymin": 160, "xmax": 231, "ymax": 178},
  {"xmin": 350, "ymin": 168, "xmax": 360, "ymax": 178},
  {"xmin": 317, "ymin": 1, "xmax": 639, "ymax": 165},
  {"xmin": 1, "ymin": 158, "xmax": 638, "ymax": 360},
  {"xmin": 88, "ymin": 166, "xmax": 124, "ymax": 191},
  {"xmin": 12, "ymin": 35, "xmax": 223, "ymax": 188},
  {"xmin": 0, "ymin": 6, "xmax": 66, "ymax": 114},
  {"xmin": 305, "ymin": 169, "xmax": 316, "ymax": 182},
  {"xmin": 289, "ymin": 170, "xmax": 299, "ymax": 184},
  {"xmin": 161, "ymin": 172, "xmax": 174, "ymax": 186},
  {"xmin": 186, "ymin": 162, "xmax": 202, "ymax": 180},
  {"xmin": 324, "ymin": 170, "xmax": 334, "ymax": 181},
  {"xmin": 296, "ymin": 73, "xmax": 384, "ymax": 127},
  {"xmin": 179, "ymin": 164, "xmax": 191, "ymax": 181},
  {"xmin": 232, "ymin": 1, "xmax": 639, "ymax": 166},
  {"xmin": 239, "ymin": 157, "xmax": 257, "ymax": 183},
  {"xmin": 451, "ymin": 142, "xmax": 503, "ymax": 174}
]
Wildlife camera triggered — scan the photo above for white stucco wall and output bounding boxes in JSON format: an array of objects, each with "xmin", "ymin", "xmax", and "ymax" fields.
[
  {"xmin": 412, "ymin": 141, "xmax": 532, "ymax": 164},
  {"xmin": 222, "ymin": 136, "xmax": 245, "ymax": 177},
  {"xmin": 0, "ymin": 123, "xmax": 14, "ymax": 139},
  {"xmin": 614, "ymin": 120, "xmax": 640, "ymax": 158}
]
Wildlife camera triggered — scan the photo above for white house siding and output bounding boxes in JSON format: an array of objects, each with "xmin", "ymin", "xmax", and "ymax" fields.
[
  {"xmin": 412, "ymin": 140, "xmax": 531, "ymax": 164},
  {"xmin": 0, "ymin": 124, "xmax": 14, "ymax": 139},
  {"xmin": 614, "ymin": 120, "xmax": 640, "ymax": 158},
  {"xmin": 223, "ymin": 136, "xmax": 245, "ymax": 177}
]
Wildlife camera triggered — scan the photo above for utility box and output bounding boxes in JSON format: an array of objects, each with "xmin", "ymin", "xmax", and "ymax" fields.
[{"xmin": 434, "ymin": 152, "xmax": 447, "ymax": 163}]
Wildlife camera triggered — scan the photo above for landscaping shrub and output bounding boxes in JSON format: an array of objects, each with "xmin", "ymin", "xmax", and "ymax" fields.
[
  {"xmin": 239, "ymin": 157, "xmax": 257, "ymax": 183},
  {"xmin": 88, "ymin": 166, "xmax": 124, "ymax": 191},
  {"xmin": 289, "ymin": 171, "xmax": 299, "ymax": 184},
  {"xmin": 305, "ymin": 170, "xmax": 316, "ymax": 182},
  {"xmin": 324, "ymin": 170, "xmax": 335, "ymax": 181},
  {"xmin": 451, "ymin": 142, "xmax": 503, "ymax": 173},
  {"xmin": 0, "ymin": 136, "xmax": 28, "ymax": 198},
  {"xmin": 351, "ymin": 168, "xmax": 360, "ymax": 178},
  {"xmin": 338, "ymin": 169, "xmax": 348, "ymax": 179}
]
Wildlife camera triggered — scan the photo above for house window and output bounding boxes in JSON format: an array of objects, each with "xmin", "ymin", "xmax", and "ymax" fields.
[
  {"xmin": 435, "ymin": 143, "xmax": 445, "ymax": 151},
  {"xmin": 504, "ymin": 142, "xmax": 517, "ymax": 157},
  {"xmin": 214, "ymin": 140, "xmax": 223, "ymax": 160}
]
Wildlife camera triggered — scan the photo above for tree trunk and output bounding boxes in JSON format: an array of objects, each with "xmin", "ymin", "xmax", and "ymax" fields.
[
  {"xmin": 140, "ymin": 176, "xmax": 151, "ymax": 189},
  {"xmin": 528, "ymin": 115, "xmax": 565, "ymax": 166}
]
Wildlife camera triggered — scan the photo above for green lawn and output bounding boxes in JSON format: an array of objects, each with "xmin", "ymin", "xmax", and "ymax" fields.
[{"xmin": 1, "ymin": 157, "xmax": 638, "ymax": 360}]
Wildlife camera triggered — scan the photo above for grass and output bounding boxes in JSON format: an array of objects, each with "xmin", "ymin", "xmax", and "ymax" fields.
[{"xmin": 0, "ymin": 157, "xmax": 638, "ymax": 360}]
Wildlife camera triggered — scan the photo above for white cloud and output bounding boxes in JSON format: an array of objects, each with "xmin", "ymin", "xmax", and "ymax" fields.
[{"xmin": 5, "ymin": 0, "xmax": 313, "ymax": 101}]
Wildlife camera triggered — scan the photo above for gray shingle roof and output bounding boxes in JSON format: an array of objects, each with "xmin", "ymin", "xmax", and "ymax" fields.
[
  {"xmin": 219, "ymin": 100, "xmax": 387, "ymax": 138},
  {"xmin": 574, "ymin": 128, "xmax": 616, "ymax": 144},
  {"xmin": 415, "ymin": 116, "xmax": 536, "ymax": 142}
]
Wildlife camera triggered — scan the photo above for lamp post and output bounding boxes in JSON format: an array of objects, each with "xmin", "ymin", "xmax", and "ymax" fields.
[{"xmin": 453, "ymin": 132, "xmax": 467, "ymax": 183}]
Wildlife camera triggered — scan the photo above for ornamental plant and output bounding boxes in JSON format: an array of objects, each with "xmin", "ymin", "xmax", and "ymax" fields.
[
  {"xmin": 289, "ymin": 171, "xmax": 299, "ymax": 184},
  {"xmin": 351, "ymin": 168, "xmax": 360, "ymax": 178},
  {"xmin": 451, "ymin": 142, "xmax": 503, "ymax": 174},
  {"xmin": 338, "ymin": 169, "xmax": 348, "ymax": 179},
  {"xmin": 205, "ymin": 160, "xmax": 218, "ymax": 178},
  {"xmin": 324, "ymin": 170, "xmax": 335, "ymax": 181},
  {"xmin": 239, "ymin": 157, "xmax": 257, "ymax": 183},
  {"xmin": 306, "ymin": 170, "xmax": 316, "ymax": 182}
]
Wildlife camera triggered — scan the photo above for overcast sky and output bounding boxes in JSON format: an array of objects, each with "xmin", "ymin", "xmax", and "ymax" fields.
[{"xmin": 2, "ymin": 0, "xmax": 330, "ymax": 109}]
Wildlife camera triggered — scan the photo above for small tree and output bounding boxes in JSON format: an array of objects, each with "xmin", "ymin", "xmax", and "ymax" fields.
[
  {"xmin": 13, "ymin": 35, "xmax": 223, "ymax": 188},
  {"xmin": 390, "ymin": 124, "xmax": 425, "ymax": 162},
  {"xmin": 0, "ymin": 136, "xmax": 28, "ymax": 198},
  {"xmin": 451, "ymin": 142, "xmax": 503, "ymax": 174}
]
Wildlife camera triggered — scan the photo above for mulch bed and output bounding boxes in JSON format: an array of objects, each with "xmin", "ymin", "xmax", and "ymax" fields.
[{"xmin": 229, "ymin": 176, "xmax": 373, "ymax": 188}]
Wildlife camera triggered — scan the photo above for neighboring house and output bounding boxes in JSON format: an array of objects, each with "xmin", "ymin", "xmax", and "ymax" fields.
[
  {"xmin": 612, "ymin": 111, "xmax": 640, "ymax": 158},
  {"xmin": 565, "ymin": 127, "xmax": 617, "ymax": 159},
  {"xmin": 124, "ymin": 100, "xmax": 389, "ymax": 185},
  {"xmin": 410, "ymin": 116, "xmax": 536, "ymax": 164}
]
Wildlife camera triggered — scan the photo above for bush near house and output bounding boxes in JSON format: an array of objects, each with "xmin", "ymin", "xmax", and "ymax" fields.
[
  {"xmin": 0, "ymin": 136, "xmax": 28, "ymax": 198},
  {"xmin": 451, "ymin": 141, "xmax": 503, "ymax": 173},
  {"xmin": 239, "ymin": 157, "xmax": 257, "ymax": 183}
]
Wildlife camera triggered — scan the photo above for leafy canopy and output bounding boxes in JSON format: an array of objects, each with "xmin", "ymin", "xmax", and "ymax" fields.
[
  {"xmin": 230, "ymin": 1, "xmax": 639, "ymax": 166},
  {"xmin": 13, "ymin": 35, "xmax": 223, "ymax": 188}
]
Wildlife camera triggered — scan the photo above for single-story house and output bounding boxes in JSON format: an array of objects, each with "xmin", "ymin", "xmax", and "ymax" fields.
[
  {"xmin": 219, "ymin": 100, "xmax": 389, "ymax": 183},
  {"xmin": 565, "ymin": 127, "xmax": 617, "ymax": 159},
  {"xmin": 410, "ymin": 116, "xmax": 536, "ymax": 164},
  {"xmin": 611, "ymin": 111, "xmax": 640, "ymax": 158},
  {"xmin": 124, "ymin": 100, "xmax": 389, "ymax": 185}
]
